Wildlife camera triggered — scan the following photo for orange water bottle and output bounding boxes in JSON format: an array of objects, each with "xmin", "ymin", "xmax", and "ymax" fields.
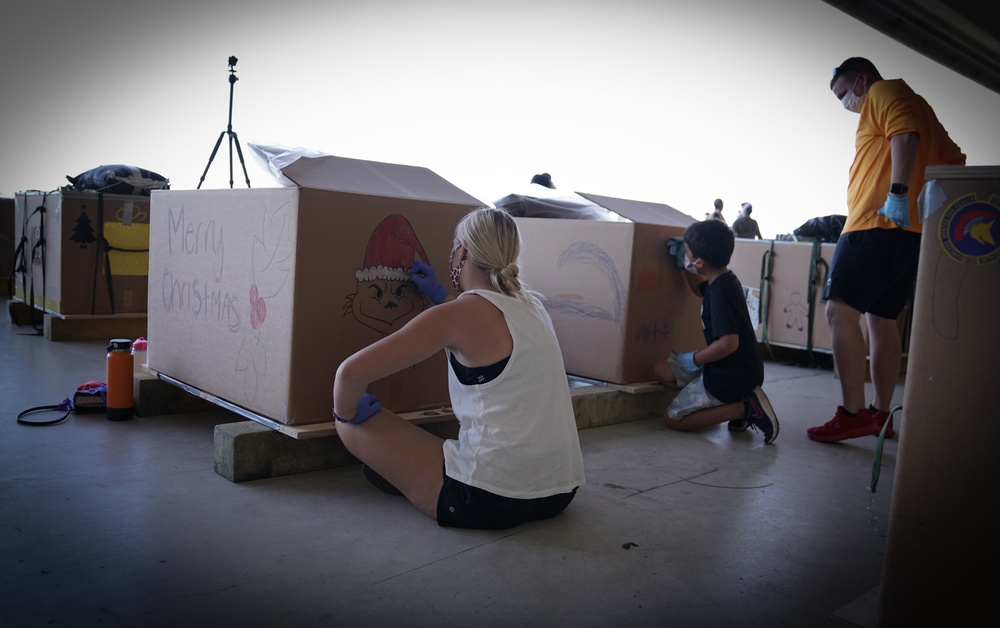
[{"xmin": 106, "ymin": 338, "xmax": 134, "ymax": 421}]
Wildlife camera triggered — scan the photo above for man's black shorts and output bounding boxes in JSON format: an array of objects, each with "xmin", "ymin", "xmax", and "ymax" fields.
[{"xmin": 823, "ymin": 228, "xmax": 921, "ymax": 319}]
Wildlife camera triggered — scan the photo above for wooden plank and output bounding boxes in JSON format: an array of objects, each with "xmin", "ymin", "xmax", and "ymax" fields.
[
  {"xmin": 607, "ymin": 380, "xmax": 665, "ymax": 394},
  {"xmin": 276, "ymin": 406, "xmax": 456, "ymax": 440},
  {"xmin": 45, "ymin": 312, "xmax": 147, "ymax": 341},
  {"xmin": 8, "ymin": 298, "xmax": 147, "ymax": 341}
]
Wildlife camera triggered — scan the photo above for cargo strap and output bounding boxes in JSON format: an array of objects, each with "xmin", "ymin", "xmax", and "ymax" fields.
[
  {"xmin": 16, "ymin": 382, "xmax": 108, "ymax": 426},
  {"xmin": 757, "ymin": 240, "xmax": 776, "ymax": 361},
  {"xmin": 868, "ymin": 405, "xmax": 903, "ymax": 493},
  {"xmin": 16, "ymin": 399, "xmax": 73, "ymax": 426},
  {"xmin": 9, "ymin": 191, "xmax": 53, "ymax": 335},
  {"xmin": 805, "ymin": 240, "xmax": 830, "ymax": 365},
  {"xmin": 90, "ymin": 192, "xmax": 149, "ymax": 315}
]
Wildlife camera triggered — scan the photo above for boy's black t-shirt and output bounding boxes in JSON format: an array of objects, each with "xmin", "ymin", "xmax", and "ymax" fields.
[{"xmin": 698, "ymin": 271, "xmax": 764, "ymax": 403}]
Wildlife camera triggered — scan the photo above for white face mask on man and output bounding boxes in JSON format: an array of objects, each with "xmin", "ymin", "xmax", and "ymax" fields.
[
  {"xmin": 684, "ymin": 254, "xmax": 700, "ymax": 275},
  {"xmin": 841, "ymin": 74, "xmax": 867, "ymax": 113}
]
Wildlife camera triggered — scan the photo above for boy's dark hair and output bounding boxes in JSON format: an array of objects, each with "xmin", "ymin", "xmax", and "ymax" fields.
[{"xmin": 684, "ymin": 219, "xmax": 735, "ymax": 268}]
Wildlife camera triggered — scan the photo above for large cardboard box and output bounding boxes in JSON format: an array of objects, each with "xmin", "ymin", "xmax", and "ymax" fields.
[
  {"xmin": 12, "ymin": 190, "xmax": 151, "ymax": 314},
  {"xmin": 880, "ymin": 166, "xmax": 1000, "ymax": 624},
  {"xmin": 146, "ymin": 155, "xmax": 483, "ymax": 426},
  {"xmin": 729, "ymin": 238, "xmax": 835, "ymax": 352},
  {"xmin": 515, "ymin": 192, "xmax": 704, "ymax": 384}
]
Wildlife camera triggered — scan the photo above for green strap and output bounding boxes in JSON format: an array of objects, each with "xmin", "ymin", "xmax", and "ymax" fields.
[
  {"xmin": 805, "ymin": 240, "xmax": 830, "ymax": 366},
  {"xmin": 758, "ymin": 240, "xmax": 776, "ymax": 361},
  {"xmin": 868, "ymin": 406, "xmax": 902, "ymax": 493}
]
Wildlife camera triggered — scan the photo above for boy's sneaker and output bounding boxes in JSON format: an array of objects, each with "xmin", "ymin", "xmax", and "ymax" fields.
[
  {"xmin": 871, "ymin": 407, "xmax": 895, "ymax": 439},
  {"xmin": 727, "ymin": 419, "xmax": 750, "ymax": 432},
  {"xmin": 744, "ymin": 387, "xmax": 779, "ymax": 444},
  {"xmin": 362, "ymin": 464, "xmax": 403, "ymax": 496},
  {"xmin": 807, "ymin": 406, "xmax": 877, "ymax": 442}
]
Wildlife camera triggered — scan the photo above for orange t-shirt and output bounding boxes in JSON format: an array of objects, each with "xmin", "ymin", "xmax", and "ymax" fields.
[{"xmin": 844, "ymin": 79, "xmax": 966, "ymax": 234}]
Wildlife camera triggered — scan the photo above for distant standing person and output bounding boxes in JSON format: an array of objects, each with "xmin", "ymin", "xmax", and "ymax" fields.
[
  {"xmin": 808, "ymin": 57, "xmax": 966, "ymax": 443},
  {"xmin": 708, "ymin": 198, "xmax": 726, "ymax": 224},
  {"xmin": 732, "ymin": 202, "xmax": 762, "ymax": 239},
  {"xmin": 530, "ymin": 172, "xmax": 556, "ymax": 189}
]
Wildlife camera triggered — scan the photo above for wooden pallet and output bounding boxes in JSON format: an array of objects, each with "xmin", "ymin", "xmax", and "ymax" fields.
[
  {"xmin": 154, "ymin": 370, "xmax": 456, "ymax": 440},
  {"xmin": 7, "ymin": 299, "xmax": 147, "ymax": 341}
]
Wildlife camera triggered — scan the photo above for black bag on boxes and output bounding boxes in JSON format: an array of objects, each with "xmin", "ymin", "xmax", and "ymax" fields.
[
  {"xmin": 793, "ymin": 215, "xmax": 846, "ymax": 242},
  {"xmin": 66, "ymin": 164, "xmax": 170, "ymax": 196}
]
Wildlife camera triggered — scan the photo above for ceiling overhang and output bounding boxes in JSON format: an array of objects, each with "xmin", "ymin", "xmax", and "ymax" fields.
[{"xmin": 822, "ymin": 0, "xmax": 1000, "ymax": 95}]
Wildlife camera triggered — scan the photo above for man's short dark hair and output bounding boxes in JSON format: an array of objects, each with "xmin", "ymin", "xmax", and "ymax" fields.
[
  {"xmin": 684, "ymin": 219, "xmax": 734, "ymax": 269},
  {"xmin": 831, "ymin": 57, "xmax": 881, "ymax": 88}
]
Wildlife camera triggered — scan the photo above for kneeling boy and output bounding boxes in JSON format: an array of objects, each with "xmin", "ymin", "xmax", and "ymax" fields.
[{"xmin": 655, "ymin": 220, "xmax": 778, "ymax": 443}]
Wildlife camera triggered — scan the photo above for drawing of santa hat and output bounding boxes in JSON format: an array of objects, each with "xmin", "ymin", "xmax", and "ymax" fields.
[{"xmin": 356, "ymin": 214, "xmax": 430, "ymax": 282}]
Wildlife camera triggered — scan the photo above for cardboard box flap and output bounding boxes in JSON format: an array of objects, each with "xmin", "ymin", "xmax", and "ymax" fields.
[
  {"xmin": 925, "ymin": 165, "xmax": 1000, "ymax": 180},
  {"xmin": 280, "ymin": 155, "xmax": 484, "ymax": 206},
  {"xmin": 576, "ymin": 192, "xmax": 697, "ymax": 227}
]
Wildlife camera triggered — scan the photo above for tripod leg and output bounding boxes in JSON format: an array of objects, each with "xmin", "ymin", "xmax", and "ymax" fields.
[
  {"xmin": 197, "ymin": 131, "xmax": 227, "ymax": 189},
  {"xmin": 231, "ymin": 131, "xmax": 252, "ymax": 188},
  {"xmin": 227, "ymin": 132, "xmax": 234, "ymax": 188}
]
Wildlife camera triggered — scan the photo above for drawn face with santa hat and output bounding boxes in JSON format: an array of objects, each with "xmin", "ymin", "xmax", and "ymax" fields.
[{"xmin": 345, "ymin": 214, "xmax": 431, "ymax": 336}]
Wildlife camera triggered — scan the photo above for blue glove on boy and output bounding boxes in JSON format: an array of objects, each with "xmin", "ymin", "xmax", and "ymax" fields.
[
  {"xmin": 675, "ymin": 351, "xmax": 701, "ymax": 375},
  {"xmin": 409, "ymin": 261, "xmax": 450, "ymax": 305},
  {"xmin": 877, "ymin": 194, "xmax": 910, "ymax": 228},
  {"xmin": 666, "ymin": 237, "xmax": 686, "ymax": 269}
]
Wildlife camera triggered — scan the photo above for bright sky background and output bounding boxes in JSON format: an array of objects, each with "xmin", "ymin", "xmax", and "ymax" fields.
[{"xmin": 3, "ymin": 0, "xmax": 998, "ymax": 239}]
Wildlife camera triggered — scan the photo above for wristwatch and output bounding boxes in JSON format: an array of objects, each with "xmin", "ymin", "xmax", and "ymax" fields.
[{"xmin": 889, "ymin": 183, "xmax": 909, "ymax": 195}]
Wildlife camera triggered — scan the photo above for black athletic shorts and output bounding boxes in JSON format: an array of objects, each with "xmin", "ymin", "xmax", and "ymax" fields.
[
  {"xmin": 436, "ymin": 467, "xmax": 578, "ymax": 530},
  {"xmin": 823, "ymin": 228, "xmax": 921, "ymax": 319}
]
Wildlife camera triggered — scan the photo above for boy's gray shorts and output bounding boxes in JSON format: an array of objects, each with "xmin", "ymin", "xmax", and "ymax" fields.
[{"xmin": 665, "ymin": 353, "xmax": 726, "ymax": 421}]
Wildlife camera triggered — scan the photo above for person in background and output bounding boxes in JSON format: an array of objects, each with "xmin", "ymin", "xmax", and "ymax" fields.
[
  {"xmin": 530, "ymin": 172, "xmax": 555, "ymax": 189},
  {"xmin": 658, "ymin": 219, "xmax": 778, "ymax": 443},
  {"xmin": 732, "ymin": 202, "xmax": 762, "ymax": 239},
  {"xmin": 808, "ymin": 57, "xmax": 966, "ymax": 442},
  {"xmin": 333, "ymin": 207, "xmax": 585, "ymax": 529},
  {"xmin": 707, "ymin": 198, "xmax": 726, "ymax": 224}
]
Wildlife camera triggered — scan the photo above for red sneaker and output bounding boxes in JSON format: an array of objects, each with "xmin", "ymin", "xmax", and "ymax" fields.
[
  {"xmin": 807, "ymin": 406, "xmax": 877, "ymax": 442},
  {"xmin": 871, "ymin": 408, "xmax": 895, "ymax": 439}
]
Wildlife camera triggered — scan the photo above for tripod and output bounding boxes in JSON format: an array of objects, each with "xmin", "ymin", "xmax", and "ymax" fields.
[{"xmin": 198, "ymin": 56, "xmax": 251, "ymax": 189}]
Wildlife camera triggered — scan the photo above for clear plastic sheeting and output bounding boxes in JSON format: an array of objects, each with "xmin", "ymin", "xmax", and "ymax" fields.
[
  {"xmin": 494, "ymin": 193, "xmax": 625, "ymax": 221},
  {"xmin": 247, "ymin": 141, "xmax": 330, "ymax": 187}
]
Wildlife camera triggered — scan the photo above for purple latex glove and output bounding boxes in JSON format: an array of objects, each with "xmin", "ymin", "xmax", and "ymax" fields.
[{"xmin": 410, "ymin": 261, "xmax": 449, "ymax": 304}]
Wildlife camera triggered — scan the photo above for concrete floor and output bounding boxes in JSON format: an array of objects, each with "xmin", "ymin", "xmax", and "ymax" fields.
[{"xmin": 0, "ymin": 300, "xmax": 901, "ymax": 627}]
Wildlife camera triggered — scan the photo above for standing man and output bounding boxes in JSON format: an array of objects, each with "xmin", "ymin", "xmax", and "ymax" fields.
[
  {"xmin": 708, "ymin": 198, "xmax": 726, "ymax": 224},
  {"xmin": 808, "ymin": 57, "xmax": 966, "ymax": 442},
  {"xmin": 732, "ymin": 202, "xmax": 762, "ymax": 239}
]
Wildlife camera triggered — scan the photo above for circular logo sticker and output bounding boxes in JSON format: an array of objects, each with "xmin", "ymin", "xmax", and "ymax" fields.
[{"xmin": 938, "ymin": 193, "xmax": 1000, "ymax": 265}]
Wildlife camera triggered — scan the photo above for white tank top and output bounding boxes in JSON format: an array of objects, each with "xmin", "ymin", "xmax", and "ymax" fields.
[{"xmin": 443, "ymin": 289, "xmax": 586, "ymax": 499}]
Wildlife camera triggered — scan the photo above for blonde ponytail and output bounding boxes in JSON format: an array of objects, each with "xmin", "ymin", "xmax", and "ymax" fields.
[{"xmin": 456, "ymin": 208, "xmax": 534, "ymax": 303}]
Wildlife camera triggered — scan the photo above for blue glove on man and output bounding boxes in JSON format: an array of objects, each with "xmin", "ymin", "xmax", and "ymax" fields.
[
  {"xmin": 409, "ymin": 261, "xmax": 449, "ymax": 305},
  {"xmin": 666, "ymin": 237, "xmax": 687, "ymax": 269},
  {"xmin": 335, "ymin": 391, "xmax": 381, "ymax": 424},
  {"xmin": 877, "ymin": 193, "xmax": 910, "ymax": 228},
  {"xmin": 675, "ymin": 350, "xmax": 701, "ymax": 375}
]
